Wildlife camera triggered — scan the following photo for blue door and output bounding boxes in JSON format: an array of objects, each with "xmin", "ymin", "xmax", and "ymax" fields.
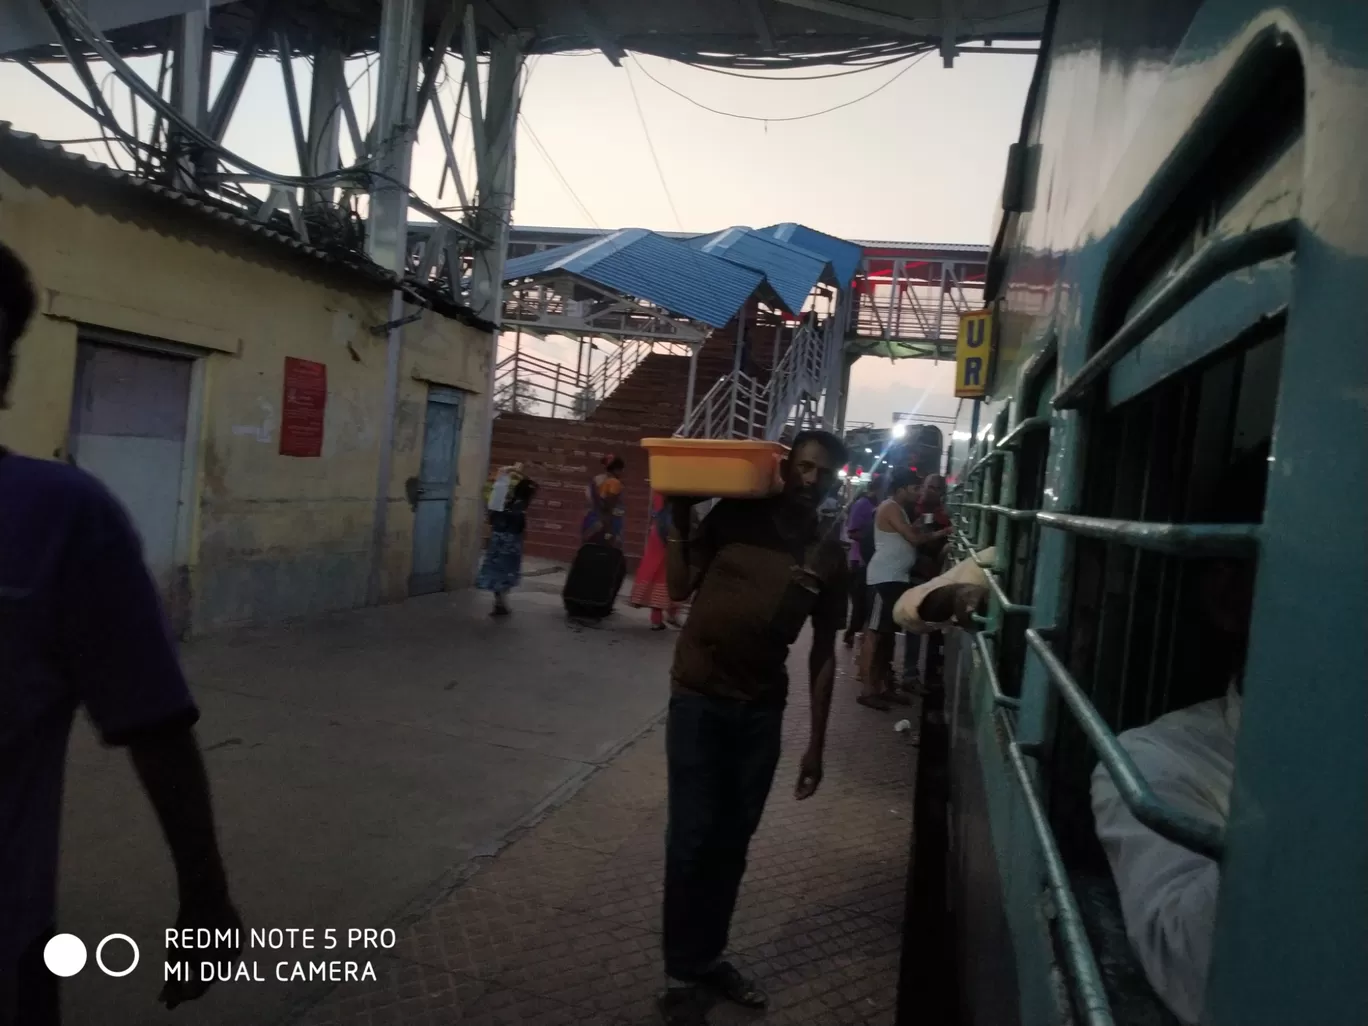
[{"xmin": 409, "ymin": 386, "xmax": 464, "ymax": 596}]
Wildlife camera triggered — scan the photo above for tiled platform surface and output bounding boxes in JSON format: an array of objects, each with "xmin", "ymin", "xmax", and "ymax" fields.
[{"xmin": 294, "ymin": 648, "xmax": 919, "ymax": 1025}]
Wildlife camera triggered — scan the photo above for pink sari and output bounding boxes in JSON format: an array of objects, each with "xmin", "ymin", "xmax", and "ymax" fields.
[{"xmin": 629, "ymin": 492, "xmax": 672, "ymax": 610}]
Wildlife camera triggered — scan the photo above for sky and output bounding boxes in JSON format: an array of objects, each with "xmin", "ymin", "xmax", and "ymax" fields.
[{"xmin": 0, "ymin": 42, "xmax": 1035, "ymax": 426}]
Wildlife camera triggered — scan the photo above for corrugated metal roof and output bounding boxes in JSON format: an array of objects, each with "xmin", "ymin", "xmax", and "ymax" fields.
[
  {"xmin": 689, "ymin": 226, "xmax": 833, "ymax": 315},
  {"xmin": 0, "ymin": 123, "xmax": 395, "ymax": 282},
  {"xmin": 0, "ymin": 123, "xmax": 494, "ymax": 329},
  {"xmin": 503, "ymin": 227, "xmax": 766, "ymax": 328},
  {"xmin": 761, "ymin": 223, "xmax": 866, "ymax": 288}
]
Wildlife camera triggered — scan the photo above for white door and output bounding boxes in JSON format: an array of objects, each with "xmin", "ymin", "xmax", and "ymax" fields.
[{"xmin": 68, "ymin": 340, "xmax": 193, "ymax": 599}]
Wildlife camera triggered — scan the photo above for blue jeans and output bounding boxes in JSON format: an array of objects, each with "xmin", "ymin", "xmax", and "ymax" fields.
[{"xmin": 663, "ymin": 693, "xmax": 784, "ymax": 980}]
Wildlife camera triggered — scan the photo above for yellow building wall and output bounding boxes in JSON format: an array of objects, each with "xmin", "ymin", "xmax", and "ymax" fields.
[{"xmin": 0, "ymin": 171, "xmax": 493, "ymax": 633}]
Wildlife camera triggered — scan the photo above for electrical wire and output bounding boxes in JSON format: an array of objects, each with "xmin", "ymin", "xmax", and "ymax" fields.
[
  {"xmin": 44, "ymin": 0, "xmax": 397, "ymax": 191},
  {"xmin": 629, "ymin": 49, "xmax": 932, "ymax": 123},
  {"xmin": 517, "ymin": 112, "xmax": 598, "ymax": 228},
  {"xmin": 627, "ymin": 39, "xmax": 935, "ymax": 71},
  {"xmin": 98, "ymin": 70, "xmax": 131, "ymax": 169},
  {"xmin": 622, "ymin": 60, "xmax": 683, "ymax": 231},
  {"xmin": 680, "ymin": 52, "xmax": 918, "ymax": 80},
  {"xmin": 306, "ymin": 53, "xmax": 380, "ymax": 173}
]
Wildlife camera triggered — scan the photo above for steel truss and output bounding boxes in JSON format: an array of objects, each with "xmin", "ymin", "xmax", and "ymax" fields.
[
  {"xmin": 848, "ymin": 248, "xmax": 989, "ymax": 355},
  {"xmin": 500, "ymin": 275, "xmax": 709, "ymax": 344},
  {"xmin": 13, "ymin": 0, "xmax": 522, "ymax": 317}
]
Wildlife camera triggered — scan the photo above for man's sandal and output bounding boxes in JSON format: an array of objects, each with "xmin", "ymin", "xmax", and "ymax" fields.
[{"xmin": 698, "ymin": 961, "xmax": 767, "ymax": 1009}]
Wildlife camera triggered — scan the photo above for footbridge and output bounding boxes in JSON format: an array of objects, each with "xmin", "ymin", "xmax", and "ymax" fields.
[{"xmin": 484, "ymin": 223, "xmax": 988, "ymax": 438}]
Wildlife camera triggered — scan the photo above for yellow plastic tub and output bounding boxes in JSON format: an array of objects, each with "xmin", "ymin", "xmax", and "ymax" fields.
[{"xmin": 641, "ymin": 438, "xmax": 787, "ymax": 498}]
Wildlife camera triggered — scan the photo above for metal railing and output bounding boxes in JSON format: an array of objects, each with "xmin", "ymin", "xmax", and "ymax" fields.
[
  {"xmin": 492, "ymin": 350, "xmax": 586, "ymax": 420},
  {"xmin": 675, "ymin": 314, "xmax": 830, "ymax": 440},
  {"xmin": 1053, "ymin": 219, "xmax": 1297, "ymax": 409},
  {"xmin": 677, "ymin": 369, "xmax": 771, "ymax": 440},
  {"xmin": 493, "ymin": 338, "xmax": 690, "ymax": 421},
  {"xmin": 1024, "ymin": 627, "xmax": 1225, "ymax": 859},
  {"xmin": 850, "ymin": 256, "xmax": 988, "ymax": 346},
  {"xmin": 1000, "ymin": 708, "xmax": 1116, "ymax": 1026},
  {"xmin": 948, "ymin": 425, "xmax": 1245, "ymax": 860}
]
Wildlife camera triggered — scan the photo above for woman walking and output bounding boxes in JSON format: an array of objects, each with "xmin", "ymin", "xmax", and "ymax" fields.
[
  {"xmin": 476, "ymin": 477, "xmax": 538, "ymax": 616},
  {"xmin": 582, "ymin": 453, "xmax": 626, "ymax": 547},
  {"xmin": 630, "ymin": 491, "xmax": 682, "ymax": 631}
]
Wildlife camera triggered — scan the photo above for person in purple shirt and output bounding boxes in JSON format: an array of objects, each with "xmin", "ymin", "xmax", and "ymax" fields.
[
  {"xmin": 841, "ymin": 481, "xmax": 880, "ymax": 648},
  {"xmin": 0, "ymin": 242, "xmax": 240, "ymax": 1025}
]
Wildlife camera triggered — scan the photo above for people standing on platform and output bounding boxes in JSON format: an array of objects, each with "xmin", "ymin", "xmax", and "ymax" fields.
[
  {"xmin": 858, "ymin": 468, "xmax": 951, "ymax": 711},
  {"xmin": 841, "ymin": 483, "xmax": 879, "ymax": 649},
  {"xmin": 631, "ymin": 491, "xmax": 683, "ymax": 631},
  {"xmin": 0, "ymin": 242, "xmax": 241, "ymax": 1025},
  {"xmin": 657, "ymin": 431, "xmax": 849, "ymax": 1026},
  {"xmin": 583, "ymin": 454, "xmax": 626, "ymax": 547},
  {"xmin": 476, "ymin": 476, "xmax": 539, "ymax": 617}
]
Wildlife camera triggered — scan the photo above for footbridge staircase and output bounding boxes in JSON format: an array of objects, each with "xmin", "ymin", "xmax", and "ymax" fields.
[{"xmin": 487, "ymin": 224, "xmax": 988, "ymax": 566}]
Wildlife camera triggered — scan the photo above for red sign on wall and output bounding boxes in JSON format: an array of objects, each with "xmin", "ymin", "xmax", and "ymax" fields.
[{"xmin": 279, "ymin": 357, "xmax": 327, "ymax": 457}]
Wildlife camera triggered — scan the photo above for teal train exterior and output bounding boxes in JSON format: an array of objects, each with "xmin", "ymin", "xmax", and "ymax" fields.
[{"xmin": 915, "ymin": 1, "xmax": 1367, "ymax": 1025}]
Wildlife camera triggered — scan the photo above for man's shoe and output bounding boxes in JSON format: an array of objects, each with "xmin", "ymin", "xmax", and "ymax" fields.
[
  {"xmin": 657, "ymin": 986, "xmax": 710, "ymax": 1025},
  {"xmin": 698, "ymin": 961, "xmax": 767, "ymax": 1009}
]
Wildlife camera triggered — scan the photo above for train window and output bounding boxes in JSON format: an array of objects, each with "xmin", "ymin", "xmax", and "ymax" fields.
[{"xmin": 1038, "ymin": 41, "xmax": 1301, "ymax": 1024}]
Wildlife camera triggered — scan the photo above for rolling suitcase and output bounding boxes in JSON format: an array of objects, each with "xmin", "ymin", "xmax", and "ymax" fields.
[{"xmin": 563, "ymin": 543, "xmax": 627, "ymax": 619}]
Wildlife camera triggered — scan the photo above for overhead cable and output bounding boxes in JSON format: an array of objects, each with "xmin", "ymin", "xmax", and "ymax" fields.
[
  {"xmin": 629, "ymin": 49, "xmax": 932, "ymax": 123},
  {"xmin": 623, "ymin": 60, "xmax": 683, "ymax": 231},
  {"xmin": 518, "ymin": 113, "xmax": 599, "ymax": 228},
  {"xmin": 43, "ymin": 0, "xmax": 410, "ymax": 192}
]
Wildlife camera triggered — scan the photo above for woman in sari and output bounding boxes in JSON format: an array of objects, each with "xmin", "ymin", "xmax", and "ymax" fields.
[
  {"xmin": 582, "ymin": 454, "xmax": 626, "ymax": 546},
  {"xmin": 476, "ymin": 477, "xmax": 538, "ymax": 616},
  {"xmin": 630, "ymin": 491, "xmax": 683, "ymax": 630}
]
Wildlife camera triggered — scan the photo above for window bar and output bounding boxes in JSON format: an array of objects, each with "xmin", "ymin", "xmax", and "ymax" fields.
[
  {"xmin": 1116, "ymin": 403, "xmax": 1163, "ymax": 727},
  {"xmin": 1024, "ymin": 628, "xmax": 1225, "ymax": 859},
  {"xmin": 1053, "ymin": 218, "xmax": 1298, "ymax": 409},
  {"xmin": 979, "ymin": 456, "xmax": 999, "ymax": 550},
  {"xmin": 1035, "ymin": 514, "xmax": 1259, "ymax": 557},
  {"xmin": 976, "ymin": 632, "xmax": 1021, "ymax": 709},
  {"xmin": 995, "ymin": 414, "xmax": 1050, "ymax": 450},
  {"xmin": 963, "ymin": 447, "xmax": 1007, "ymax": 481},
  {"xmin": 1000, "ymin": 709, "xmax": 1115, "ymax": 1026},
  {"xmin": 984, "ymin": 568, "xmax": 1033, "ymax": 614},
  {"xmin": 960, "ymin": 502, "xmax": 1040, "ymax": 522}
]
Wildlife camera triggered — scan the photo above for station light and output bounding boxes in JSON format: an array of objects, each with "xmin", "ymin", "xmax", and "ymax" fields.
[{"xmin": 891, "ymin": 422, "xmax": 906, "ymax": 439}]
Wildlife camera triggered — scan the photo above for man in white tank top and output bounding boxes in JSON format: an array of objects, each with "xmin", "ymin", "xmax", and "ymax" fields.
[{"xmin": 857, "ymin": 468, "xmax": 953, "ymax": 710}]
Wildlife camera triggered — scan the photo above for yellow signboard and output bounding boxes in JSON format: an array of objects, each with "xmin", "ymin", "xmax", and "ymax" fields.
[{"xmin": 954, "ymin": 309, "xmax": 995, "ymax": 398}]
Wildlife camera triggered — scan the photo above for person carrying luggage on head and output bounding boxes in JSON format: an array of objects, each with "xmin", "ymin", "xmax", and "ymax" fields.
[{"xmin": 655, "ymin": 430, "xmax": 850, "ymax": 1026}]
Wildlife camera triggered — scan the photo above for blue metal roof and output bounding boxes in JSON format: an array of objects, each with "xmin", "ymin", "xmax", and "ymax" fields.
[
  {"xmin": 689, "ymin": 226, "xmax": 833, "ymax": 315},
  {"xmin": 760, "ymin": 223, "xmax": 865, "ymax": 288},
  {"xmin": 503, "ymin": 227, "xmax": 765, "ymax": 328}
]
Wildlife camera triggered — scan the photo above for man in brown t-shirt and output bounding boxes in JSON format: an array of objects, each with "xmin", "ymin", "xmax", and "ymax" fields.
[{"xmin": 657, "ymin": 431, "xmax": 848, "ymax": 1026}]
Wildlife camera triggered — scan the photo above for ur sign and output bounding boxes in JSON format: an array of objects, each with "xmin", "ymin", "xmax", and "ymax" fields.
[
  {"xmin": 954, "ymin": 310, "xmax": 995, "ymax": 398},
  {"xmin": 279, "ymin": 358, "xmax": 327, "ymax": 457}
]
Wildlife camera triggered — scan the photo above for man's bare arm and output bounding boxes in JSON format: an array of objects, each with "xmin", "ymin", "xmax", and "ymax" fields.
[
  {"xmin": 796, "ymin": 629, "xmax": 837, "ymax": 799},
  {"xmin": 127, "ymin": 723, "xmax": 242, "ymax": 1007}
]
